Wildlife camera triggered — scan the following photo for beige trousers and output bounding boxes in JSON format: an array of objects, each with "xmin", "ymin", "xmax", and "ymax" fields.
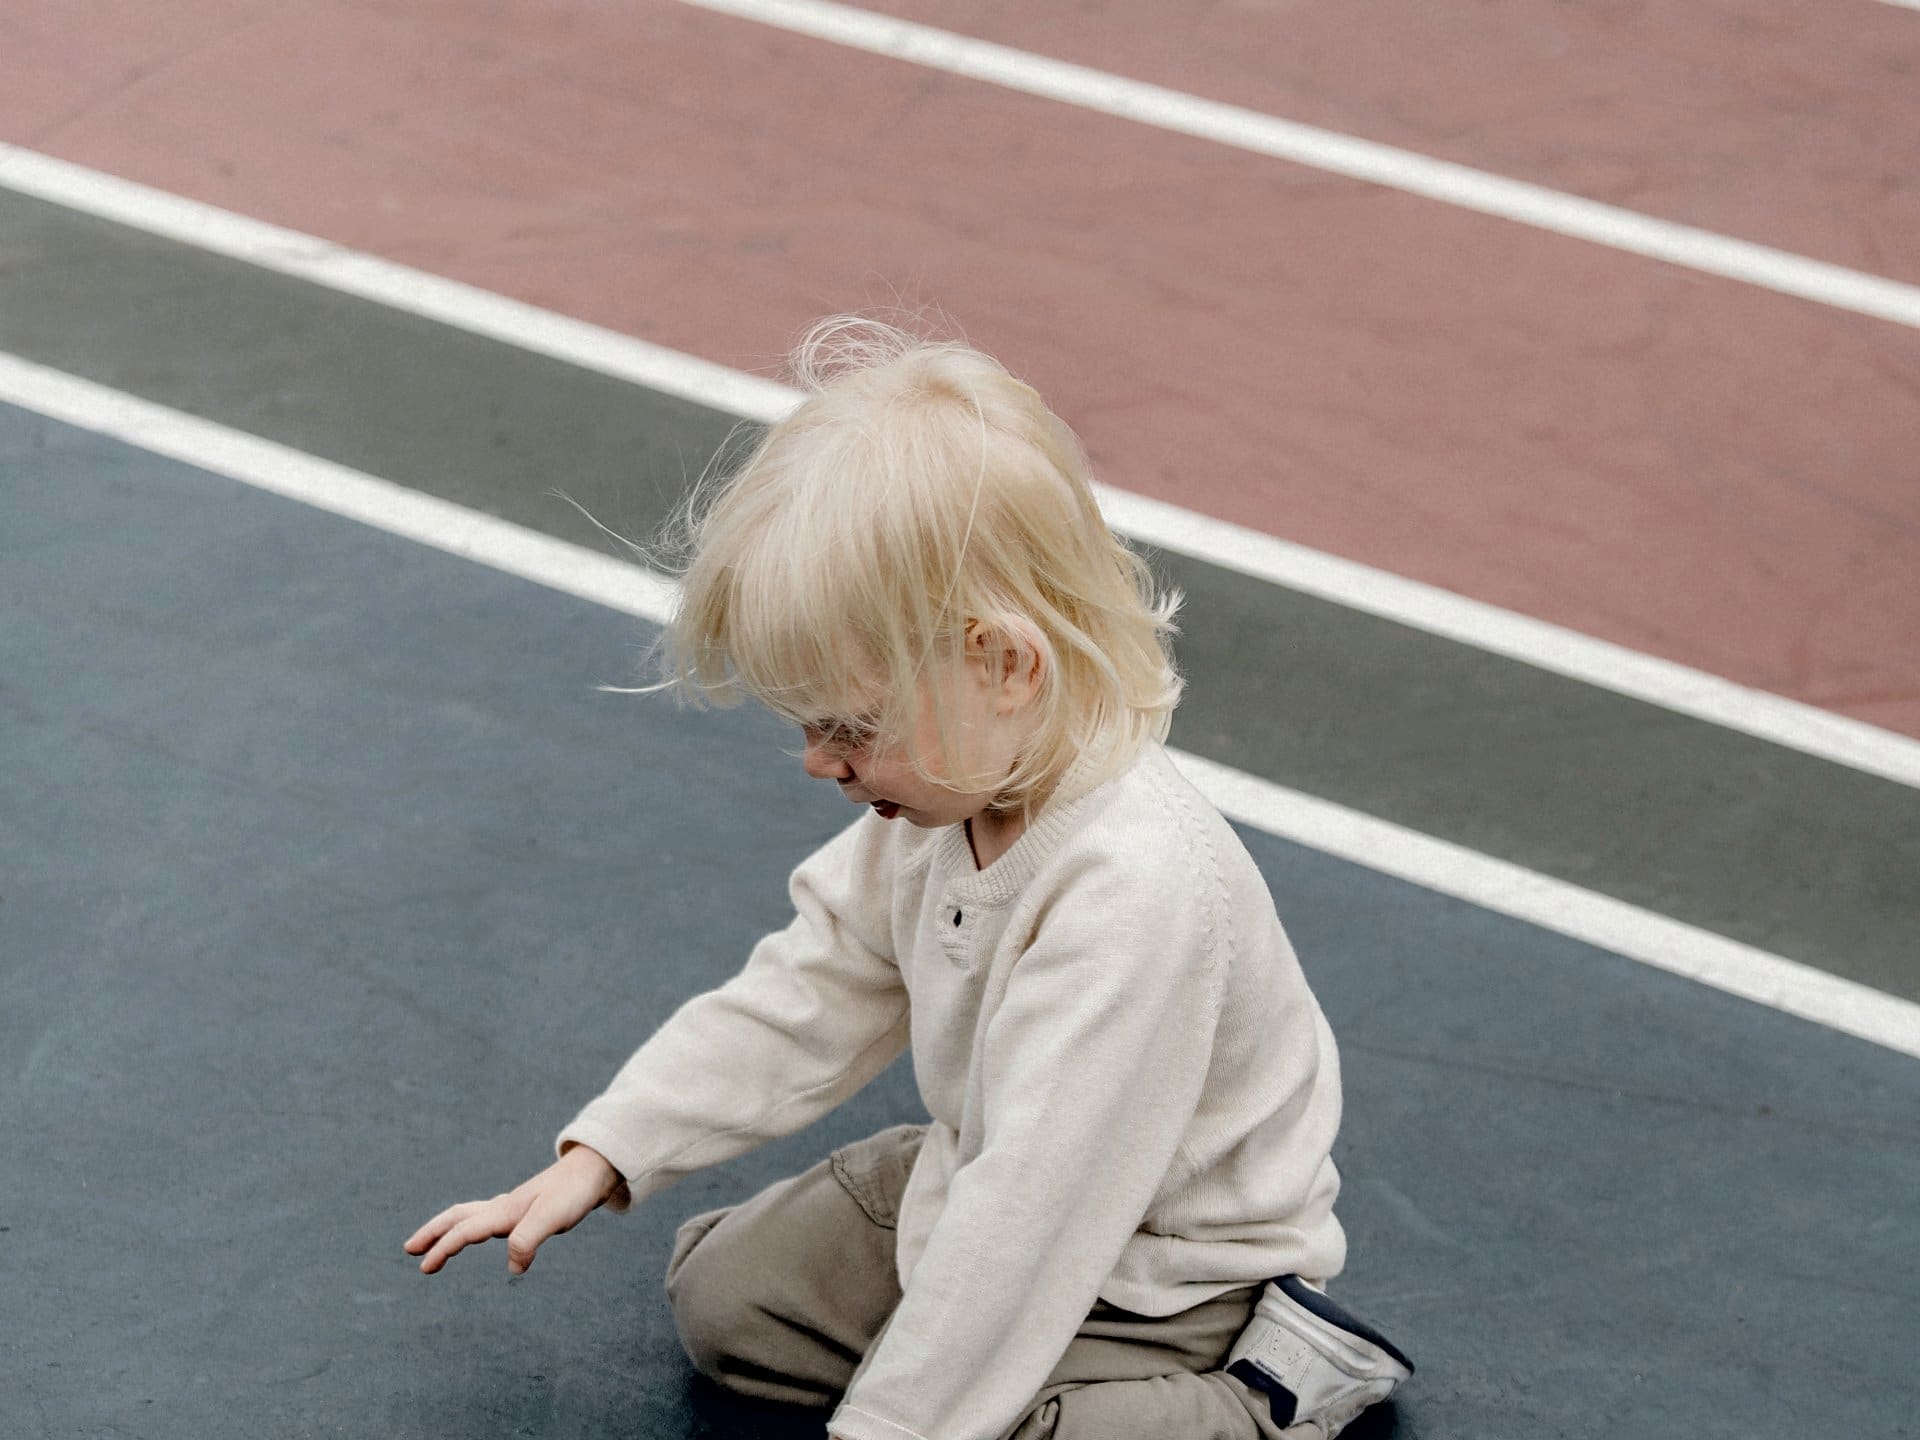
[{"xmin": 664, "ymin": 1122, "xmax": 1311, "ymax": 1440}]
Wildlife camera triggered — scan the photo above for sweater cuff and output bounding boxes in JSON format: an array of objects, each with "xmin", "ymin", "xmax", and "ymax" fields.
[{"xmin": 553, "ymin": 1117, "xmax": 648, "ymax": 1213}]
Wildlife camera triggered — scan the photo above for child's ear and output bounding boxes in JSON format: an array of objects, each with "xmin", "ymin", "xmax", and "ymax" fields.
[{"xmin": 968, "ymin": 617, "xmax": 1046, "ymax": 712}]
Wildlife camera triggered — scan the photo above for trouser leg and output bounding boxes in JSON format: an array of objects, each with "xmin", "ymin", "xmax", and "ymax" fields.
[
  {"xmin": 999, "ymin": 1287, "xmax": 1319, "ymax": 1440},
  {"xmin": 667, "ymin": 1118, "xmax": 1309, "ymax": 1438},
  {"xmin": 664, "ymin": 1122, "xmax": 923, "ymax": 1407}
]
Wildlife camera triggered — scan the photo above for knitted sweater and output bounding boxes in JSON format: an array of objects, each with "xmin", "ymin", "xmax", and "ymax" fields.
[{"xmin": 557, "ymin": 742, "xmax": 1347, "ymax": 1440}]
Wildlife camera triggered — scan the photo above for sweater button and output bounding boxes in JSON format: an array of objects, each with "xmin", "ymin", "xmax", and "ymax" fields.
[{"xmin": 952, "ymin": 909, "xmax": 963, "ymax": 926}]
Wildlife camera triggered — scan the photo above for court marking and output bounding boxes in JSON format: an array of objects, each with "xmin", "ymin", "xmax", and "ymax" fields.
[
  {"xmin": 668, "ymin": 0, "xmax": 1920, "ymax": 333},
  {"xmin": 6, "ymin": 350, "xmax": 1917, "ymax": 1063},
  {"xmin": 0, "ymin": 351, "xmax": 676, "ymax": 623},
  {"xmin": 3, "ymin": 144, "xmax": 1916, "ymax": 794},
  {"xmin": 0, "ymin": 146, "xmax": 799, "ymax": 425},
  {"xmin": 1094, "ymin": 489, "xmax": 1920, "ymax": 793}
]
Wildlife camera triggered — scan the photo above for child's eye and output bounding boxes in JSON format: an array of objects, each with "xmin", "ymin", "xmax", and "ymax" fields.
[{"xmin": 805, "ymin": 719, "xmax": 875, "ymax": 750}]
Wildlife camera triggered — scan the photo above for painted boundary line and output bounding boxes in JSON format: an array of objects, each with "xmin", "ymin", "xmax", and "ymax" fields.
[
  {"xmin": 1181, "ymin": 752, "xmax": 1920, "ymax": 1064},
  {"xmin": 1093, "ymin": 488, "xmax": 1920, "ymax": 791},
  {"xmin": 670, "ymin": 0, "xmax": 1920, "ymax": 333},
  {"xmin": 6, "ymin": 350, "xmax": 1919, "ymax": 1064},
  {"xmin": 4, "ymin": 143, "xmax": 1917, "ymax": 792},
  {"xmin": 0, "ymin": 352, "xmax": 678, "ymax": 624},
  {"xmin": 0, "ymin": 146, "xmax": 799, "ymax": 426}
]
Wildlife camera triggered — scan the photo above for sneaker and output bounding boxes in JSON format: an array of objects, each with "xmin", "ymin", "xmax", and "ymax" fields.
[{"xmin": 1223, "ymin": 1275, "xmax": 1413, "ymax": 1437}]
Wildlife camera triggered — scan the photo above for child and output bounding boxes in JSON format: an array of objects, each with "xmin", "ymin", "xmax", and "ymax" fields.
[{"xmin": 404, "ymin": 318, "xmax": 1412, "ymax": 1440}]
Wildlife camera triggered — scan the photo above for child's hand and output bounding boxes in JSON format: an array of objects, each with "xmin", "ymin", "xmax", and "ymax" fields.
[{"xmin": 404, "ymin": 1144, "xmax": 622, "ymax": 1277}]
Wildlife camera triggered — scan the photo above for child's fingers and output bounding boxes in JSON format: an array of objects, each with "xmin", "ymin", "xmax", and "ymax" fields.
[
  {"xmin": 413, "ymin": 1199, "xmax": 518, "ymax": 1274},
  {"xmin": 416, "ymin": 1215, "xmax": 498, "ymax": 1273},
  {"xmin": 404, "ymin": 1200, "xmax": 483, "ymax": 1254},
  {"xmin": 504, "ymin": 1221, "xmax": 543, "ymax": 1276},
  {"xmin": 504, "ymin": 1192, "xmax": 578, "ymax": 1275}
]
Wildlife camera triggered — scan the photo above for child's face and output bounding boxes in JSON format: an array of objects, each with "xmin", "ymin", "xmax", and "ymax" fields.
[{"xmin": 799, "ymin": 639, "xmax": 1032, "ymax": 829}]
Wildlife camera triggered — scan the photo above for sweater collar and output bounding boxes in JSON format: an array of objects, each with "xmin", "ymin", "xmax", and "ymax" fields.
[{"xmin": 933, "ymin": 747, "xmax": 1136, "ymax": 908}]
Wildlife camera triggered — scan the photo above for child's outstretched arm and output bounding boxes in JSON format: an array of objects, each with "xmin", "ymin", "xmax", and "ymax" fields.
[
  {"xmin": 404, "ymin": 1143, "xmax": 622, "ymax": 1276},
  {"xmin": 407, "ymin": 817, "xmax": 901, "ymax": 1277}
]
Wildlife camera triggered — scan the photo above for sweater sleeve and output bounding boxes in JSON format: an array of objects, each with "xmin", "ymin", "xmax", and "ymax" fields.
[
  {"xmin": 830, "ymin": 849, "xmax": 1229, "ymax": 1440},
  {"xmin": 556, "ymin": 814, "xmax": 911, "ymax": 1210}
]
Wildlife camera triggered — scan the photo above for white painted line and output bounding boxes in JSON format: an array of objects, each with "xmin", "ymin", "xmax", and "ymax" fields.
[
  {"xmin": 1873, "ymin": 0, "xmax": 1920, "ymax": 11},
  {"xmin": 0, "ymin": 144, "xmax": 797, "ymax": 425},
  {"xmin": 1094, "ymin": 488, "xmax": 1920, "ymax": 792},
  {"xmin": 671, "ymin": 0, "xmax": 1920, "ymax": 333},
  {"xmin": 4, "ymin": 143, "xmax": 1918, "ymax": 792},
  {"xmin": 0, "ymin": 353, "xmax": 677, "ymax": 625},
  {"xmin": 8, "ymin": 350, "xmax": 1916, "ymax": 1061},
  {"xmin": 1173, "ymin": 750, "xmax": 1920, "ymax": 1063}
]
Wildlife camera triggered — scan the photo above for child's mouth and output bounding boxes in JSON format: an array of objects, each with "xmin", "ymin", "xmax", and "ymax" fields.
[{"xmin": 870, "ymin": 800, "xmax": 901, "ymax": 820}]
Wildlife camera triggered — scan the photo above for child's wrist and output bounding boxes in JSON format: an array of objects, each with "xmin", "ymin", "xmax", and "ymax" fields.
[{"xmin": 560, "ymin": 1141, "xmax": 620, "ymax": 1190}]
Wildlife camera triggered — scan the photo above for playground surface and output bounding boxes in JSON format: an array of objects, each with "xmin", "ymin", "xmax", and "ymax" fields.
[{"xmin": 3, "ymin": 4, "xmax": 1917, "ymax": 1436}]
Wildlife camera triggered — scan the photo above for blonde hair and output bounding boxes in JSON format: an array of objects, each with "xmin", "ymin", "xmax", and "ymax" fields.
[{"xmin": 655, "ymin": 316, "xmax": 1182, "ymax": 808}]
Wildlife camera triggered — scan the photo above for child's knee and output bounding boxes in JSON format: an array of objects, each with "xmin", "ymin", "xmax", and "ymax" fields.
[
  {"xmin": 664, "ymin": 1205, "xmax": 732, "ymax": 1294},
  {"xmin": 664, "ymin": 1209, "xmax": 752, "ymax": 1377}
]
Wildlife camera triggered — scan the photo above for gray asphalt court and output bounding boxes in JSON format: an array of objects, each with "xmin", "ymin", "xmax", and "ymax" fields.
[{"xmin": 5, "ymin": 402, "xmax": 1917, "ymax": 1438}]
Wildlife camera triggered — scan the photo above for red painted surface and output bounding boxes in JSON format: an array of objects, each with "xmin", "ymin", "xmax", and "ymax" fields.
[
  {"xmin": 858, "ymin": 0, "xmax": 1920, "ymax": 288},
  {"xmin": 4, "ymin": 0, "xmax": 1918, "ymax": 737}
]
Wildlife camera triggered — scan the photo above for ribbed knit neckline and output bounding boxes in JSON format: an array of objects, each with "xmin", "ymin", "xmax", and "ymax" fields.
[{"xmin": 933, "ymin": 747, "xmax": 1142, "ymax": 908}]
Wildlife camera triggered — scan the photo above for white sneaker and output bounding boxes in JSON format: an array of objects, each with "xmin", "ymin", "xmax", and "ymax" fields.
[{"xmin": 1223, "ymin": 1275, "xmax": 1413, "ymax": 1437}]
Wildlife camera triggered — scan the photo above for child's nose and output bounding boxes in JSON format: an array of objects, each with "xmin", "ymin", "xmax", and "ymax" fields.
[{"xmin": 801, "ymin": 733, "xmax": 854, "ymax": 781}]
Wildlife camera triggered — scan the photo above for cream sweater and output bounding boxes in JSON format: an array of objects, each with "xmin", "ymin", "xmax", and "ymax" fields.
[{"xmin": 557, "ymin": 743, "xmax": 1346, "ymax": 1440}]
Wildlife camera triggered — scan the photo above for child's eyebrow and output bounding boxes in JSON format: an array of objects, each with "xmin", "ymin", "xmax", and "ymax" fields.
[{"xmin": 800, "ymin": 712, "xmax": 878, "ymax": 733}]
